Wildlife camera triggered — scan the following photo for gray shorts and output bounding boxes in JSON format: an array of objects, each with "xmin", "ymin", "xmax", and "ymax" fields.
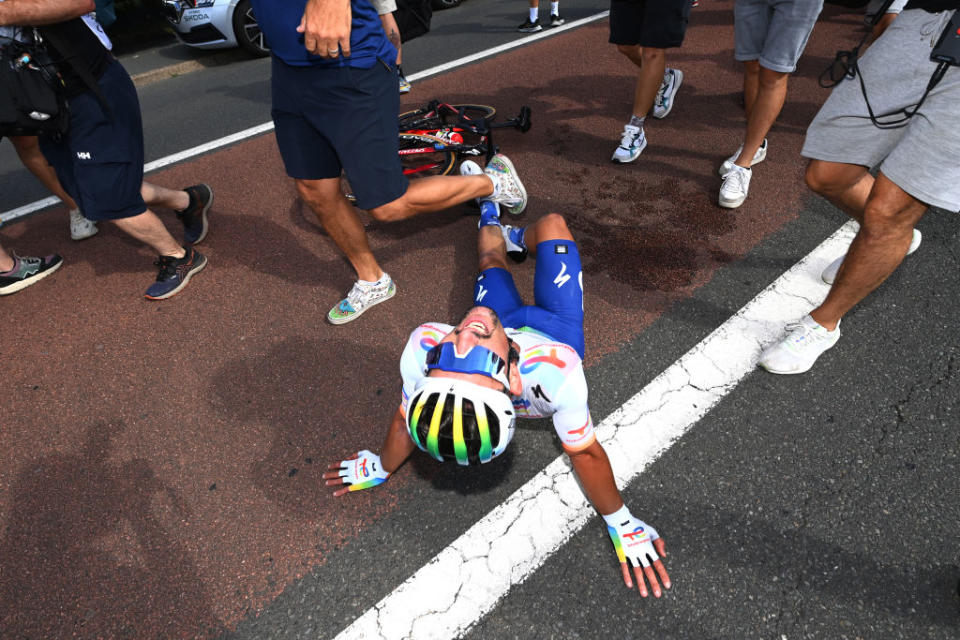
[
  {"xmin": 734, "ymin": 0, "xmax": 824, "ymax": 73},
  {"xmin": 802, "ymin": 9, "xmax": 960, "ymax": 212},
  {"xmin": 369, "ymin": 0, "xmax": 396, "ymax": 15}
]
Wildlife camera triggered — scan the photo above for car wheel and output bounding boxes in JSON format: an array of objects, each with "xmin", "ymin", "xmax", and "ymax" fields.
[
  {"xmin": 431, "ymin": 0, "xmax": 463, "ymax": 9},
  {"xmin": 232, "ymin": 0, "xmax": 270, "ymax": 57}
]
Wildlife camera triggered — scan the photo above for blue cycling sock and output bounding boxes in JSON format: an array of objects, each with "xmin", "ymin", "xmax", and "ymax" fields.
[{"xmin": 479, "ymin": 200, "xmax": 501, "ymax": 228}]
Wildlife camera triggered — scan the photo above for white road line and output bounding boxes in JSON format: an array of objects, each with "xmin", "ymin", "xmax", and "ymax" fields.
[
  {"xmin": 333, "ymin": 222, "xmax": 859, "ymax": 640},
  {"xmin": 0, "ymin": 11, "xmax": 610, "ymax": 227}
]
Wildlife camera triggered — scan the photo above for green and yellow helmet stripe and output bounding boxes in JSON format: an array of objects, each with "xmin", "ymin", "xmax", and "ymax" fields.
[
  {"xmin": 408, "ymin": 392, "xmax": 429, "ymax": 449},
  {"xmin": 476, "ymin": 403, "xmax": 493, "ymax": 463},
  {"xmin": 425, "ymin": 390, "xmax": 446, "ymax": 461},
  {"xmin": 452, "ymin": 394, "xmax": 469, "ymax": 466}
]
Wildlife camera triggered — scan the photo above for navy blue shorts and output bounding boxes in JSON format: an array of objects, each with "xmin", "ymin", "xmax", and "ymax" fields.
[
  {"xmin": 39, "ymin": 59, "xmax": 147, "ymax": 221},
  {"xmin": 609, "ymin": 0, "xmax": 692, "ymax": 49},
  {"xmin": 270, "ymin": 57, "xmax": 408, "ymax": 211},
  {"xmin": 473, "ymin": 239, "xmax": 586, "ymax": 359}
]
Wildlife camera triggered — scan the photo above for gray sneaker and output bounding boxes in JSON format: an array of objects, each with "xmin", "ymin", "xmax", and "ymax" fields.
[
  {"xmin": 328, "ymin": 274, "xmax": 397, "ymax": 325},
  {"xmin": 483, "ymin": 154, "xmax": 527, "ymax": 216},
  {"xmin": 69, "ymin": 208, "xmax": 98, "ymax": 241}
]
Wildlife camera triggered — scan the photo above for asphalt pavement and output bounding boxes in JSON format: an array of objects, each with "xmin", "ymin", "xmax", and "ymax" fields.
[{"xmin": 1, "ymin": 2, "xmax": 958, "ymax": 639}]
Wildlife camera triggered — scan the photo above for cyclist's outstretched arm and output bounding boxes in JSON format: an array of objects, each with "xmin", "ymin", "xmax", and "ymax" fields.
[
  {"xmin": 323, "ymin": 407, "xmax": 416, "ymax": 496},
  {"xmin": 566, "ymin": 438, "xmax": 671, "ymax": 600}
]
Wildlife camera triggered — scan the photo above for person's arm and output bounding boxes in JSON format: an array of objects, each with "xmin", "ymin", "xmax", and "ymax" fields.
[
  {"xmin": 868, "ymin": 0, "xmax": 906, "ymax": 43},
  {"xmin": 297, "ymin": 0, "xmax": 352, "ymax": 58},
  {"xmin": 566, "ymin": 439, "xmax": 623, "ymax": 515},
  {"xmin": 323, "ymin": 407, "xmax": 416, "ymax": 496},
  {"xmin": 0, "ymin": 0, "xmax": 94, "ymax": 26},
  {"xmin": 566, "ymin": 439, "xmax": 671, "ymax": 598}
]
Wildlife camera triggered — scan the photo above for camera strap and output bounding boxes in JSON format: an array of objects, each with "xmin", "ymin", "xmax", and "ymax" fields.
[{"xmin": 820, "ymin": 5, "xmax": 954, "ymax": 130}]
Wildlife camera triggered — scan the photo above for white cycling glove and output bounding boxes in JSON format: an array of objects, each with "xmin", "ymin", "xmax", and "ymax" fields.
[
  {"xmin": 335, "ymin": 450, "xmax": 391, "ymax": 492},
  {"xmin": 603, "ymin": 504, "xmax": 660, "ymax": 568}
]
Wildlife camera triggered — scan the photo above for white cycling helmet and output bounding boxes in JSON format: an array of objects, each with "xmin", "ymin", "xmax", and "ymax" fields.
[{"xmin": 406, "ymin": 376, "xmax": 516, "ymax": 466}]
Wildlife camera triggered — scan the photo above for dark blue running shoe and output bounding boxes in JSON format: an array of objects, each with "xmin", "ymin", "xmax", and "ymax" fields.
[
  {"xmin": 176, "ymin": 184, "xmax": 213, "ymax": 245},
  {"xmin": 144, "ymin": 247, "xmax": 207, "ymax": 300}
]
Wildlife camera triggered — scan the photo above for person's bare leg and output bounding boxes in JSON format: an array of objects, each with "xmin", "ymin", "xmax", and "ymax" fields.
[
  {"xmin": 632, "ymin": 47, "xmax": 666, "ymax": 119},
  {"xmin": 10, "ymin": 135, "xmax": 79, "ymax": 210},
  {"xmin": 297, "ymin": 177, "xmax": 383, "ymax": 282},
  {"xmin": 735, "ymin": 65, "xmax": 788, "ymax": 167},
  {"xmin": 0, "ymin": 243, "xmax": 14, "ymax": 271},
  {"xmin": 519, "ymin": 212, "xmax": 574, "ymax": 250},
  {"xmin": 112, "ymin": 210, "xmax": 185, "ymax": 258},
  {"xmin": 140, "ymin": 181, "xmax": 190, "ymax": 211},
  {"xmin": 805, "ymin": 160, "xmax": 874, "ymax": 222},
  {"xmin": 809, "ymin": 173, "xmax": 927, "ymax": 330},
  {"xmin": 368, "ymin": 174, "xmax": 493, "ymax": 222},
  {"xmin": 477, "ymin": 224, "xmax": 509, "ymax": 272},
  {"xmin": 742, "ymin": 60, "xmax": 760, "ymax": 117},
  {"xmin": 477, "ymin": 212, "xmax": 574, "ymax": 271},
  {"xmin": 617, "ymin": 43, "xmax": 643, "ymax": 70}
]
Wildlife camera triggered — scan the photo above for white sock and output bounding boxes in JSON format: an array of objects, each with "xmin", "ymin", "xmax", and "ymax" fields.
[
  {"xmin": 488, "ymin": 174, "xmax": 501, "ymax": 198},
  {"xmin": 529, "ymin": 7, "xmax": 538, "ymax": 21},
  {"xmin": 360, "ymin": 273, "xmax": 388, "ymax": 287},
  {"xmin": 550, "ymin": 1, "xmax": 559, "ymax": 14}
]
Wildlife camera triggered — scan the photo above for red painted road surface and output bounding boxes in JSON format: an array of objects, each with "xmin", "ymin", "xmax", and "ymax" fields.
[{"xmin": 1, "ymin": 4, "xmax": 862, "ymax": 637}]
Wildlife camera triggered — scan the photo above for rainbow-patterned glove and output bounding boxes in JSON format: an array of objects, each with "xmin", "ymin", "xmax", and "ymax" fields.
[
  {"xmin": 326, "ymin": 450, "xmax": 390, "ymax": 493},
  {"xmin": 603, "ymin": 506, "xmax": 660, "ymax": 568}
]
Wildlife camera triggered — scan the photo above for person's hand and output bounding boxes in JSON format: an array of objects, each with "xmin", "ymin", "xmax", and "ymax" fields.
[
  {"xmin": 605, "ymin": 510, "xmax": 671, "ymax": 598},
  {"xmin": 323, "ymin": 450, "xmax": 389, "ymax": 496},
  {"xmin": 297, "ymin": 0, "xmax": 352, "ymax": 58}
]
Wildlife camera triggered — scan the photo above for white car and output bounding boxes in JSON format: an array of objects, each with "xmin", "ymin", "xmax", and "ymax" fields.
[{"xmin": 161, "ymin": 0, "xmax": 268, "ymax": 56}]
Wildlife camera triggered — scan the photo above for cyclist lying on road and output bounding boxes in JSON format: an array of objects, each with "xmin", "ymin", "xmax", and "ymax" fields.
[{"xmin": 324, "ymin": 179, "xmax": 671, "ymax": 598}]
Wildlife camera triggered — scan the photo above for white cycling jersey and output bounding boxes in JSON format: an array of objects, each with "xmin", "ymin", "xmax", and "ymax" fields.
[{"xmin": 399, "ymin": 322, "xmax": 596, "ymax": 451}]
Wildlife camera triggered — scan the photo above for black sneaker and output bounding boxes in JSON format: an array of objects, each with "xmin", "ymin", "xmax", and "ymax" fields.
[
  {"xmin": 549, "ymin": 14, "xmax": 565, "ymax": 27},
  {"xmin": 176, "ymin": 184, "xmax": 213, "ymax": 245},
  {"xmin": 518, "ymin": 18, "xmax": 542, "ymax": 33},
  {"xmin": 0, "ymin": 253, "xmax": 63, "ymax": 295},
  {"xmin": 144, "ymin": 247, "xmax": 207, "ymax": 300}
]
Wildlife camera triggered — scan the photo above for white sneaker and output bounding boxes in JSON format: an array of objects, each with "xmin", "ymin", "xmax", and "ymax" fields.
[
  {"xmin": 69, "ymin": 208, "xmax": 98, "ymax": 241},
  {"xmin": 611, "ymin": 124, "xmax": 646, "ymax": 164},
  {"xmin": 652, "ymin": 68, "xmax": 683, "ymax": 119},
  {"xmin": 460, "ymin": 160, "xmax": 483, "ymax": 176},
  {"xmin": 327, "ymin": 273, "xmax": 397, "ymax": 325},
  {"xmin": 719, "ymin": 139, "xmax": 767, "ymax": 177},
  {"xmin": 821, "ymin": 229, "xmax": 922, "ymax": 285},
  {"xmin": 484, "ymin": 154, "xmax": 527, "ymax": 216},
  {"xmin": 759, "ymin": 315, "xmax": 841, "ymax": 375},
  {"xmin": 718, "ymin": 165, "xmax": 751, "ymax": 209}
]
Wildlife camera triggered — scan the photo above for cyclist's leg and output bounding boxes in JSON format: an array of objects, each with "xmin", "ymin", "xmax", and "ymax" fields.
[
  {"xmin": 522, "ymin": 212, "xmax": 575, "ymax": 248},
  {"xmin": 528, "ymin": 213, "xmax": 585, "ymax": 357},
  {"xmin": 475, "ymin": 224, "xmax": 525, "ymax": 321}
]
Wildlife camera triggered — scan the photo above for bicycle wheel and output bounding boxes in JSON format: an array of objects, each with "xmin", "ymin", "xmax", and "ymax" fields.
[
  {"xmin": 398, "ymin": 103, "xmax": 497, "ymax": 131},
  {"xmin": 398, "ymin": 133, "xmax": 456, "ymax": 177}
]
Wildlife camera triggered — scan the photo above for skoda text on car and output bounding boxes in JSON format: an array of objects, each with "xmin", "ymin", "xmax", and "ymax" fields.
[{"xmin": 161, "ymin": 0, "xmax": 268, "ymax": 56}]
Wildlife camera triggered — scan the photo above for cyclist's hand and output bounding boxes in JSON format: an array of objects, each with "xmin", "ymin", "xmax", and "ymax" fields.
[
  {"xmin": 323, "ymin": 450, "xmax": 389, "ymax": 497},
  {"xmin": 604, "ymin": 508, "xmax": 671, "ymax": 598},
  {"xmin": 298, "ymin": 0, "xmax": 352, "ymax": 58}
]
